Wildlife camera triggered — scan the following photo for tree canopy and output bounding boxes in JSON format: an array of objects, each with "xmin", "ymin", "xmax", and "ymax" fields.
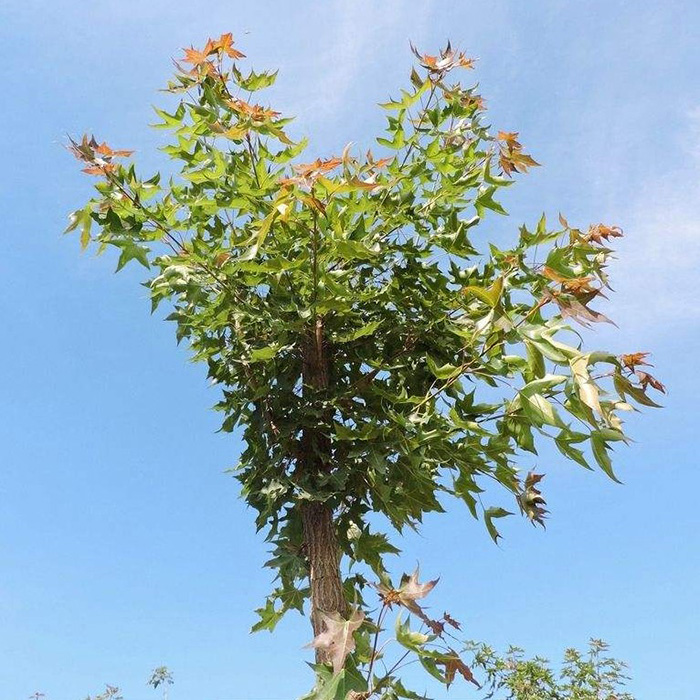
[{"xmin": 68, "ymin": 34, "xmax": 662, "ymax": 698}]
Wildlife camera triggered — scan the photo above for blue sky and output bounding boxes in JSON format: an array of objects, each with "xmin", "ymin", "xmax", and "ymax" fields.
[{"xmin": 1, "ymin": 1, "xmax": 699, "ymax": 698}]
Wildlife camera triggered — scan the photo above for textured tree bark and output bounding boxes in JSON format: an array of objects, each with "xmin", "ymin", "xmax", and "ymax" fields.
[
  {"xmin": 301, "ymin": 500, "xmax": 347, "ymax": 637},
  {"xmin": 300, "ymin": 317, "xmax": 348, "ymax": 655}
]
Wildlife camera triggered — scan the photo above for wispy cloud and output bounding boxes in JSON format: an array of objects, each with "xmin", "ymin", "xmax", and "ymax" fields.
[
  {"xmin": 289, "ymin": 0, "xmax": 435, "ymax": 122},
  {"xmin": 604, "ymin": 108, "xmax": 700, "ymax": 339}
]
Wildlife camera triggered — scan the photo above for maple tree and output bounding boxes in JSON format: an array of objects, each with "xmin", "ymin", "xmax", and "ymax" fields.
[{"xmin": 67, "ymin": 34, "xmax": 662, "ymax": 698}]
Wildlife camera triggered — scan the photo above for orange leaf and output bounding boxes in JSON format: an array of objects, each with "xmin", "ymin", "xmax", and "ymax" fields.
[
  {"xmin": 95, "ymin": 142, "xmax": 134, "ymax": 158},
  {"xmin": 586, "ymin": 223, "xmax": 623, "ymax": 245},
  {"xmin": 620, "ymin": 352, "xmax": 651, "ymax": 370},
  {"xmin": 207, "ymin": 32, "xmax": 246, "ymax": 59}
]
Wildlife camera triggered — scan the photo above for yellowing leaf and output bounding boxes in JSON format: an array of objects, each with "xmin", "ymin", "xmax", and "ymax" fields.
[{"xmin": 570, "ymin": 355, "xmax": 601, "ymax": 414}]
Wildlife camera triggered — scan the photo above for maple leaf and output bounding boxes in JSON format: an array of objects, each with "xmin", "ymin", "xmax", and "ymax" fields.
[
  {"xmin": 517, "ymin": 471, "xmax": 548, "ymax": 527},
  {"xmin": 182, "ymin": 46, "xmax": 210, "ymax": 67},
  {"xmin": 81, "ymin": 163, "xmax": 116, "ymax": 176},
  {"xmin": 444, "ymin": 87, "xmax": 485, "ymax": 112},
  {"xmin": 586, "ymin": 223, "xmax": 623, "ymax": 245},
  {"xmin": 214, "ymin": 252, "xmax": 230, "ymax": 267},
  {"xmin": 411, "ymin": 42, "xmax": 475, "ymax": 73},
  {"xmin": 68, "ymin": 134, "xmax": 99, "ymax": 162},
  {"xmin": 95, "ymin": 142, "xmax": 134, "ymax": 158},
  {"xmin": 443, "ymin": 612, "xmax": 461, "ymax": 630},
  {"xmin": 441, "ymin": 650, "xmax": 479, "ymax": 688},
  {"xmin": 425, "ymin": 618, "xmax": 445, "ymax": 635},
  {"xmin": 181, "ymin": 46, "xmax": 217, "ymax": 76},
  {"xmin": 376, "ymin": 568, "xmax": 439, "ymax": 621},
  {"xmin": 541, "ymin": 288, "xmax": 613, "ymax": 327},
  {"xmin": 279, "ymin": 156, "xmax": 343, "ymax": 188},
  {"xmin": 308, "ymin": 609, "xmax": 364, "ymax": 674},
  {"xmin": 497, "ymin": 131, "xmax": 539, "ymax": 176},
  {"xmin": 397, "ymin": 569, "xmax": 438, "ymax": 612},
  {"xmin": 620, "ymin": 352, "xmax": 651, "ymax": 370},
  {"xmin": 543, "ymin": 267, "xmax": 601, "ymax": 299},
  {"xmin": 636, "ymin": 371, "xmax": 666, "ymax": 394},
  {"xmin": 497, "ymin": 130, "xmax": 521, "ymax": 148},
  {"xmin": 562, "ymin": 276, "xmax": 599, "ymax": 296},
  {"xmin": 205, "ymin": 32, "xmax": 246, "ymax": 59},
  {"xmin": 68, "ymin": 135, "xmax": 132, "ymax": 177},
  {"xmin": 227, "ymin": 98, "xmax": 280, "ymax": 122}
]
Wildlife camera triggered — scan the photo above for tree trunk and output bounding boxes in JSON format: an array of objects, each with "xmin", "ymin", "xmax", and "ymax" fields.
[
  {"xmin": 301, "ymin": 500, "xmax": 347, "ymax": 636},
  {"xmin": 300, "ymin": 317, "xmax": 348, "ymax": 655}
]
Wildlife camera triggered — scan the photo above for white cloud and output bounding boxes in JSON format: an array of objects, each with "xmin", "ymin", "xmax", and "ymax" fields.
[
  {"xmin": 602, "ymin": 109, "xmax": 700, "ymax": 339},
  {"xmin": 292, "ymin": 0, "xmax": 435, "ymax": 120}
]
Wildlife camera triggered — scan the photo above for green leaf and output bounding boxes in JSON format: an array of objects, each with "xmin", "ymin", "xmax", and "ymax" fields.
[
  {"xmin": 249, "ymin": 344, "xmax": 283, "ymax": 362},
  {"xmin": 151, "ymin": 104, "xmax": 185, "ymax": 129},
  {"xmin": 591, "ymin": 431, "xmax": 622, "ymax": 483},
  {"xmin": 520, "ymin": 374, "xmax": 567, "ymax": 397},
  {"xmin": 250, "ymin": 598, "xmax": 284, "ymax": 633},
  {"xmin": 335, "ymin": 239, "xmax": 379, "ymax": 260},
  {"xmin": 463, "ymin": 277, "xmax": 504, "ymax": 307},
  {"xmin": 395, "ymin": 615, "xmax": 430, "ymax": 650},
  {"xmin": 234, "ymin": 67, "xmax": 279, "ymax": 91},
  {"xmin": 475, "ymin": 186, "xmax": 507, "ymax": 216},
  {"xmin": 379, "ymin": 80, "xmax": 429, "ymax": 111},
  {"xmin": 334, "ymin": 320, "xmax": 381, "ymax": 343},
  {"xmin": 426, "ymin": 356, "xmax": 462, "ymax": 379},
  {"xmin": 65, "ymin": 208, "xmax": 93, "ymax": 250},
  {"xmin": 614, "ymin": 373, "xmax": 663, "ymax": 408},
  {"xmin": 520, "ymin": 393, "xmax": 565, "ymax": 428},
  {"xmin": 311, "ymin": 670, "xmax": 346, "ymax": 700},
  {"xmin": 112, "ymin": 240, "xmax": 150, "ymax": 271},
  {"xmin": 484, "ymin": 506, "xmax": 512, "ymax": 543},
  {"xmin": 555, "ymin": 431, "xmax": 591, "ymax": 469}
]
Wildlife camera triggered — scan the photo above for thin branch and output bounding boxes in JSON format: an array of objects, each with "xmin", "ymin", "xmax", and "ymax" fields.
[{"xmin": 365, "ymin": 602, "xmax": 389, "ymax": 685}]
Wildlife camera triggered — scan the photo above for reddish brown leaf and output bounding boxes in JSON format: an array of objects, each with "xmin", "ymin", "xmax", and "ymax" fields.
[
  {"xmin": 376, "ymin": 569, "xmax": 438, "ymax": 618},
  {"xmin": 542, "ymin": 289, "xmax": 613, "ymax": 327},
  {"xmin": 214, "ymin": 252, "xmax": 230, "ymax": 267},
  {"xmin": 441, "ymin": 651, "xmax": 479, "ymax": 688},
  {"xmin": 425, "ymin": 618, "xmax": 445, "ymax": 635},
  {"xmin": 443, "ymin": 612, "xmax": 461, "ymax": 630},
  {"xmin": 636, "ymin": 371, "xmax": 666, "ymax": 394}
]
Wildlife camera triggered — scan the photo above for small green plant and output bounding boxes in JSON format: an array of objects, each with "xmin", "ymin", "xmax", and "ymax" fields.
[
  {"xmin": 84, "ymin": 685, "xmax": 123, "ymax": 700},
  {"xmin": 147, "ymin": 667, "xmax": 174, "ymax": 700},
  {"xmin": 469, "ymin": 638, "xmax": 634, "ymax": 700}
]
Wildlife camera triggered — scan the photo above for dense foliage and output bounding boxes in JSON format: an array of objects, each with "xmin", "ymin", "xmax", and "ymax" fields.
[{"xmin": 67, "ymin": 34, "xmax": 661, "ymax": 698}]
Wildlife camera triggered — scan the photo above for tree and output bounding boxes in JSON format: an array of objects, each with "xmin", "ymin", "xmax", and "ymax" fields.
[
  {"xmin": 467, "ymin": 638, "xmax": 635, "ymax": 700},
  {"xmin": 67, "ymin": 34, "xmax": 662, "ymax": 698}
]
